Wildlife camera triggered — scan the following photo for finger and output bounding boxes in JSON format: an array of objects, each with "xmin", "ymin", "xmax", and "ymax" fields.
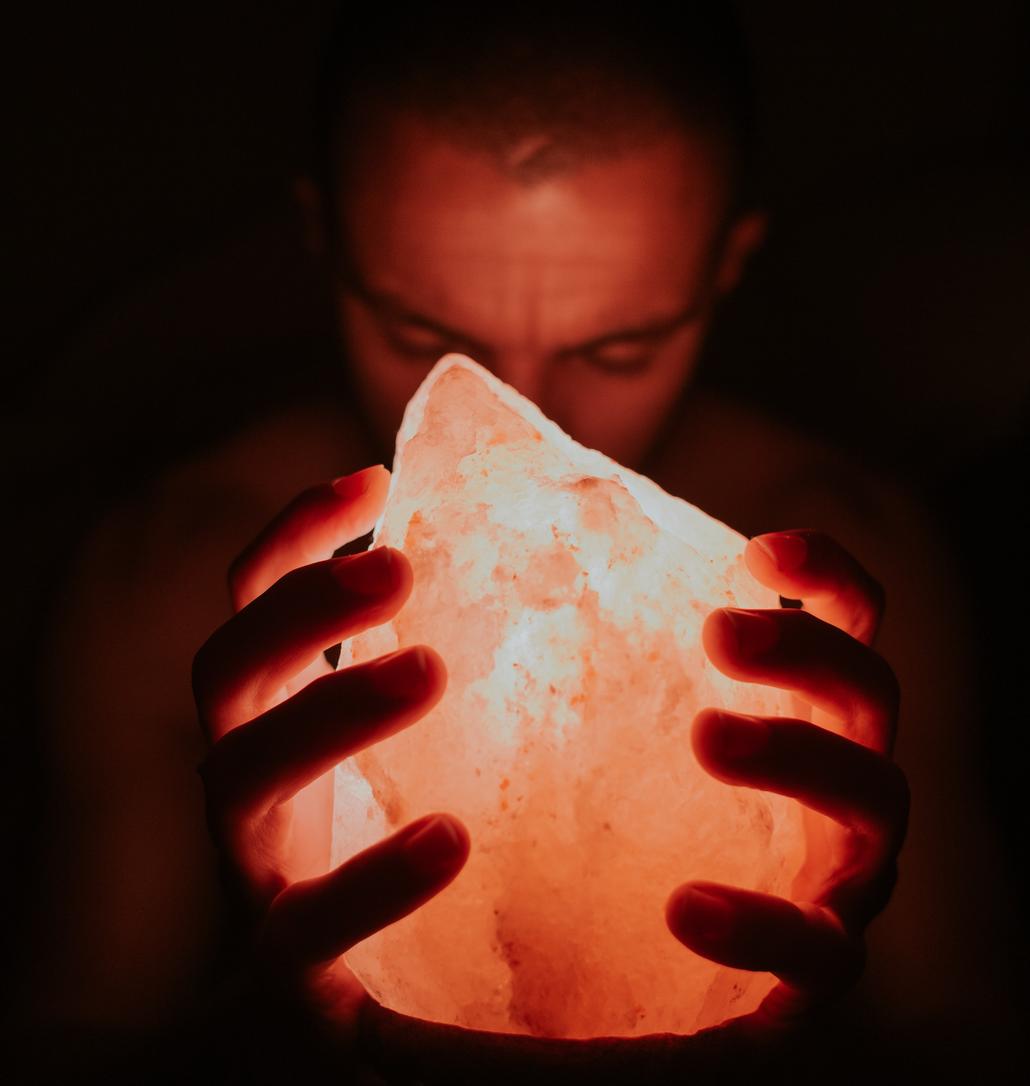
[
  {"xmin": 201, "ymin": 646, "xmax": 446, "ymax": 821},
  {"xmin": 230, "ymin": 465, "xmax": 391, "ymax": 610},
  {"xmin": 665, "ymin": 882, "xmax": 864, "ymax": 997},
  {"xmin": 691, "ymin": 708, "xmax": 909, "ymax": 856},
  {"xmin": 193, "ymin": 547, "xmax": 412, "ymax": 737},
  {"xmin": 702, "ymin": 607, "xmax": 900, "ymax": 753},
  {"xmin": 260, "ymin": 813, "xmax": 470, "ymax": 970},
  {"xmin": 745, "ymin": 530, "xmax": 885, "ymax": 645}
]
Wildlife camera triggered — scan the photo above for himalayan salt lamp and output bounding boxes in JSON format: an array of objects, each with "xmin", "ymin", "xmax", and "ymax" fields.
[{"xmin": 332, "ymin": 353, "xmax": 806, "ymax": 1039}]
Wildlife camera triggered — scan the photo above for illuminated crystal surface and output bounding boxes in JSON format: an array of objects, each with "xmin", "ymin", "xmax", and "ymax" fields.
[{"xmin": 332, "ymin": 353, "xmax": 806, "ymax": 1039}]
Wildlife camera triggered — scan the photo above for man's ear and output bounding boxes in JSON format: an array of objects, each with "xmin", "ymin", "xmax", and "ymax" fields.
[
  {"xmin": 713, "ymin": 208, "xmax": 768, "ymax": 296},
  {"xmin": 293, "ymin": 175, "xmax": 326, "ymax": 257}
]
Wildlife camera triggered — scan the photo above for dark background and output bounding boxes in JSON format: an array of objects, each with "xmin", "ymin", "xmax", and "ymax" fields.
[{"xmin": 5, "ymin": 1, "xmax": 1028, "ymax": 1078}]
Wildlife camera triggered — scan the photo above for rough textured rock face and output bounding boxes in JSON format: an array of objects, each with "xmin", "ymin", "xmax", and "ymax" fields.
[{"xmin": 332, "ymin": 354, "xmax": 806, "ymax": 1039}]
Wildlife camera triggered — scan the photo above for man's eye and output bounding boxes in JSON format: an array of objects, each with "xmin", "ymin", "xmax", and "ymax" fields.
[
  {"xmin": 390, "ymin": 323, "xmax": 450, "ymax": 357},
  {"xmin": 585, "ymin": 340, "xmax": 653, "ymax": 374}
]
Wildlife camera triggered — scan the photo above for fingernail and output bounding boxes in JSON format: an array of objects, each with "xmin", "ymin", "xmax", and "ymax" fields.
[
  {"xmin": 332, "ymin": 547, "xmax": 397, "ymax": 598},
  {"xmin": 723, "ymin": 609, "xmax": 780, "ymax": 657},
  {"xmin": 671, "ymin": 886, "xmax": 736, "ymax": 945},
  {"xmin": 402, "ymin": 815, "xmax": 466, "ymax": 878},
  {"xmin": 331, "ymin": 464, "xmax": 385, "ymax": 498},
  {"xmin": 712, "ymin": 711, "xmax": 769, "ymax": 760},
  {"xmin": 753, "ymin": 533, "xmax": 807, "ymax": 573},
  {"xmin": 368, "ymin": 646, "xmax": 433, "ymax": 701}
]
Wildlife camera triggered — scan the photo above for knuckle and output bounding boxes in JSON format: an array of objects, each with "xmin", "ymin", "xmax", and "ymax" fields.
[
  {"xmin": 793, "ymin": 606, "xmax": 822, "ymax": 630},
  {"xmin": 251, "ymin": 560, "xmax": 326, "ymax": 615},
  {"xmin": 271, "ymin": 560, "xmax": 316, "ymax": 594},
  {"xmin": 865, "ymin": 858, "xmax": 900, "ymax": 923},
  {"xmin": 227, "ymin": 550, "xmax": 252, "ymax": 608},
  {"xmin": 290, "ymin": 481, "xmax": 335, "ymax": 515},
  {"xmin": 198, "ymin": 739, "xmax": 257, "ymax": 825},
  {"xmin": 866, "ymin": 574, "xmax": 886, "ymax": 618},
  {"xmin": 191, "ymin": 635, "xmax": 219, "ymax": 711},
  {"xmin": 861, "ymin": 763, "xmax": 909, "ymax": 860},
  {"xmin": 195, "ymin": 742, "xmax": 232, "ymax": 808},
  {"xmin": 789, "ymin": 904, "xmax": 867, "ymax": 996},
  {"xmin": 877, "ymin": 658, "xmax": 902, "ymax": 719},
  {"xmin": 861, "ymin": 647, "xmax": 900, "ymax": 726},
  {"xmin": 788, "ymin": 607, "xmax": 825, "ymax": 640},
  {"xmin": 191, "ymin": 622, "xmax": 240, "ymax": 725},
  {"xmin": 273, "ymin": 485, "xmax": 336, "ymax": 546}
]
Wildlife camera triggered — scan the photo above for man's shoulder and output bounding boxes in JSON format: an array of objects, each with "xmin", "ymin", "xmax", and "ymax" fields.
[
  {"xmin": 653, "ymin": 389, "xmax": 894, "ymax": 539},
  {"xmin": 55, "ymin": 398, "xmax": 371, "ymax": 697},
  {"xmin": 50, "ymin": 398, "xmax": 373, "ymax": 748},
  {"xmin": 91, "ymin": 399, "xmax": 369, "ymax": 583},
  {"xmin": 160, "ymin": 399, "xmax": 369, "ymax": 534}
]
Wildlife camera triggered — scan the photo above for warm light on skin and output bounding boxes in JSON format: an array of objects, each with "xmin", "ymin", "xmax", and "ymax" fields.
[
  {"xmin": 297, "ymin": 111, "xmax": 766, "ymax": 470},
  {"xmin": 331, "ymin": 355, "xmax": 806, "ymax": 1039}
]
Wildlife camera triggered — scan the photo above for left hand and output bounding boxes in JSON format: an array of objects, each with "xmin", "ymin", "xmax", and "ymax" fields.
[{"xmin": 665, "ymin": 529, "xmax": 909, "ymax": 1026}]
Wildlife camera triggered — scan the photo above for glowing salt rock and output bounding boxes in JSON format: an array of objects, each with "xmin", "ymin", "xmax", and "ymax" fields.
[{"xmin": 332, "ymin": 353, "xmax": 806, "ymax": 1039}]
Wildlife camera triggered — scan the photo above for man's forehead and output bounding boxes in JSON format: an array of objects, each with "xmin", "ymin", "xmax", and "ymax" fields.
[
  {"xmin": 336, "ymin": 116, "xmax": 730, "ymax": 329},
  {"xmin": 340, "ymin": 109, "xmax": 728, "ymax": 223}
]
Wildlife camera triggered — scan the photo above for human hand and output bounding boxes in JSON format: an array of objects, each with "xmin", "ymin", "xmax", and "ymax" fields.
[
  {"xmin": 361, "ymin": 530, "xmax": 908, "ymax": 1084},
  {"xmin": 191, "ymin": 465, "xmax": 470, "ymax": 1076},
  {"xmin": 664, "ymin": 529, "xmax": 909, "ymax": 1026}
]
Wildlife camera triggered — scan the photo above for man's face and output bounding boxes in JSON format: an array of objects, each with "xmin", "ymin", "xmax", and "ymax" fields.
[{"xmin": 325, "ymin": 113, "xmax": 747, "ymax": 469}]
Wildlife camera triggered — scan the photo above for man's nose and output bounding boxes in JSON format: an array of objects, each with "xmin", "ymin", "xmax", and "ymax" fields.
[{"xmin": 492, "ymin": 351, "xmax": 548, "ymax": 409}]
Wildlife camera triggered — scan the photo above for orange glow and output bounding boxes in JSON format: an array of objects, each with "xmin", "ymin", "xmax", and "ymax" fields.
[{"xmin": 331, "ymin": 354, "xmax": 806, "ymax": 1038}]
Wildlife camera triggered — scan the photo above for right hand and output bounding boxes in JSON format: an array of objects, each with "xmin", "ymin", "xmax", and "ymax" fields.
[{"xmin": 191, "ymin": 464, "xmax": 469, "ymax": 1072}]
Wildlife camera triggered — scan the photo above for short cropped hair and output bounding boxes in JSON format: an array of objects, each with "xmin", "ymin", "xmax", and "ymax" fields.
[{"xmin": 306, "ymin": 3, "xmax": 759, "ymax": 219}]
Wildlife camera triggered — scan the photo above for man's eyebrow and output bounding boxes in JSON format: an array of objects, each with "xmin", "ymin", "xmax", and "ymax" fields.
[
  {"xmin": 346, "ymin": 275, "xmax": 704, "ymax": 353},
  {"xmin": 573, "ymin": 301, "xmax": 706, "ymax": 349},
  {"xmin": 364, "ymin": 287, "xmax": 492, "ymax": 348},
  {"xmin": 342, "ymin": 274, "xmax": 491, "ymax": 352}
]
